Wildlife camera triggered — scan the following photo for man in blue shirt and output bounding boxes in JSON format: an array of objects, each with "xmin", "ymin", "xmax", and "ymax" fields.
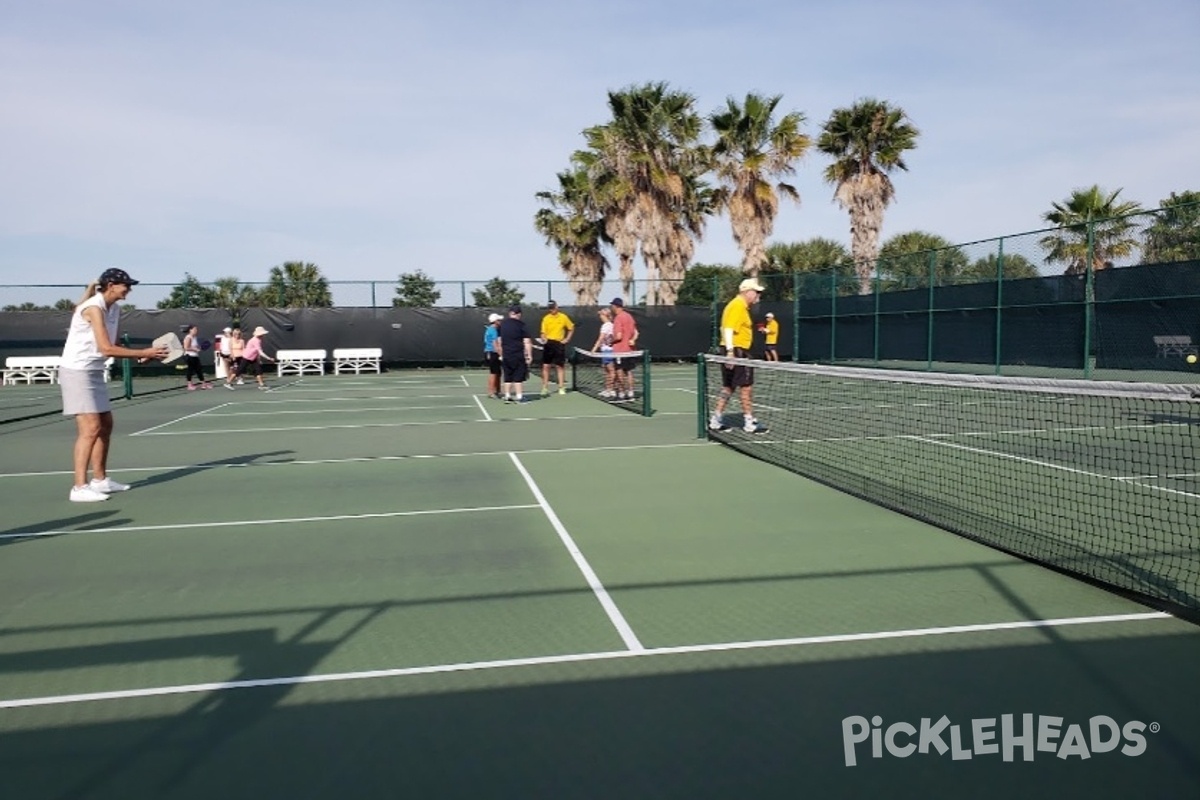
[
  {"xmin": 483, "ymin": 313, "xmax": 503, "ymax": 399},
  {"xmin": 497, "ymin": 305, "xmax": 533, "ymax": 402}
]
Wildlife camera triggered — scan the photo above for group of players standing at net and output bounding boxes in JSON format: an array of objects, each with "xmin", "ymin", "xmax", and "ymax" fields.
[{"xmin": 483, "ymin": 298, "xmax": 640, "ymax": 403}]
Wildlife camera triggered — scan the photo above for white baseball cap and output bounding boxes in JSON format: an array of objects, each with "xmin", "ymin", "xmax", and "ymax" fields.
[
  {"xmin": 487, "ymin": 313, "xmax": 503, "ymax": 323},
  {"xmin": 739, "ymin": 278, "xmax": 765, "ymax": 293}
]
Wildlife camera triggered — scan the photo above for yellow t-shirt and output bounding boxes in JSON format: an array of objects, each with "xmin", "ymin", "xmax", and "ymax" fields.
[
  {"xmin": 540, "ymin": 311, "xmax": 573, "ymax": 342},
  {"xmin": 721, "ymin": 296, "xmax": 754, "ymax": 350},
  {"xmin": 764, "ymin": 318, "xmax": 779, "ymax": 345}
]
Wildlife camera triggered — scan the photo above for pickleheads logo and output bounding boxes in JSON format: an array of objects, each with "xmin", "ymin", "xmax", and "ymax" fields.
[{"xmin": 842, "ymin": 714, "xmax": 1158, "ymax": 767}]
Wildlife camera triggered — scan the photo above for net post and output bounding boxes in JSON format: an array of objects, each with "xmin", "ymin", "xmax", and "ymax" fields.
[
  {"xmin": 121, "ymin": 333, "xmax": 133, "ymax": 399},
  {"xmin": 641, "ymin": 349, "xmax": 652, "ymax": 417},
  {"xmin": 696, "ymin": 353, "xmax": 707, "ymax": 438},
  {"xmin": 570, "ymin": 348, "xmax": 577, "ymax": 392}
]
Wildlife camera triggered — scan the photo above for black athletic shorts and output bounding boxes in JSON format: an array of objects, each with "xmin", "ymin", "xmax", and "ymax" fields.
[
  {"xmin": 614, "ymin": 353, "xmax": 637, "ymax": 372},
  {"xmin": 541, "ymin": 340, "xmax": 566, "ymax": 367},
  {"xmin": 721, "ymin": 347, "xmax": 754, "ymax": 389},
  {"xmin": 502, "ymin": 355, "xmax": 529, "ymax": 383},
  {"xmin": 485, "ymin": 352, "xmax": 501, "ymax": 375}
]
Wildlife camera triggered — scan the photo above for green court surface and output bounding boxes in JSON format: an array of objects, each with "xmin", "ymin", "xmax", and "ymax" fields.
[{"xmin": 1, "ymin": 366, "xmax": 1198, "ymax": 799}]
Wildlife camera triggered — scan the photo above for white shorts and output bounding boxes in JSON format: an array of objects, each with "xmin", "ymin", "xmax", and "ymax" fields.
[{"xmin": 60, "ymin": 368, "xmax": 111, "ymax": 415}]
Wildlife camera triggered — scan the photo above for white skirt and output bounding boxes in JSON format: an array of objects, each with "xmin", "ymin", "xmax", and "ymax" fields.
[{"xmin": 60, "ymin": 367, "xmax": 111, "ymax": 415}]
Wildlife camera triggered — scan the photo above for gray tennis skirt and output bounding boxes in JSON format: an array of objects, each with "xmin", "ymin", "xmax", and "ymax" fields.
[{"xmin": 60, "ymin": 367, "xmax": 111, "ymax": 415}]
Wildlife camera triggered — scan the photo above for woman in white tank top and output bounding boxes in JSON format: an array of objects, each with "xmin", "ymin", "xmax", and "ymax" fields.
[{"xmin": 60, "ymin": 268, "xmax": 168, "ymax": 503}]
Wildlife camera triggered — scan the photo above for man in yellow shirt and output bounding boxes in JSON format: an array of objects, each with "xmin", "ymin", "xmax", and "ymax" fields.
[
  {"xmin": 710, "ymin": 278, "xmax": 768, "ymax": 434},
  {"xmin": 760, "ymin": 312, "xmax": 780, "ymax": 361},
  {"xmin": 538, "ymin": 300, "xmax": 574, "ymax": 396}
]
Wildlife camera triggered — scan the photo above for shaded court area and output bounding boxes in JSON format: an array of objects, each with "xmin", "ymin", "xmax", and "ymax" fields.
[{"xmin": 0, "ymin": 366, "xmax": 1198, "ymax": 798}]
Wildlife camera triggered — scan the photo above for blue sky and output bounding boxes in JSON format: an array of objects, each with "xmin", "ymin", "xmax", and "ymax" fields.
[{"xmin": 2, "ymin": 0, "xmax": 1197, "ymax": 296}]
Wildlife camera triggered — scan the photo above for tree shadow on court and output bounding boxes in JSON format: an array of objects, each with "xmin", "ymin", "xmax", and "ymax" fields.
[
  {"xmin": 2, "ymin": 628, "xmax": 1199, "ymax": 799},
  {"xmin": 3, "ymin": 602, "xmax": 391, "ymax": 800},
  {"xmin": 129, "ymin": 450, "xmax": 295, "ymax": 491},
  {"xmin": 0, "ymin": 510, "xmax": 126, "ymax": 548}
]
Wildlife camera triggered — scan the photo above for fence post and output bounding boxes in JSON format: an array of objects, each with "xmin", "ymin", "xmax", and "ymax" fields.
[
  {"xmin": 792, "ymin": 271, "xmax": 800, "ymax": 362},
  {"xmin": 1083, "ymin": 223, "xmax": 1096, "ymax": 377},
  {"xmin": 830, "ymin": 269, "xmax": 838, "ymax": 362},
  {"xmin": 926, "ymin": 251, "xmax": 936, "ymax": 370},
  {"xmin": 873, "ymin": 259, "xmax": 882, "ymax": 364},
  {"xmin": 994, "ymin": 239, "xmax": 1004, "ymax": 375}
]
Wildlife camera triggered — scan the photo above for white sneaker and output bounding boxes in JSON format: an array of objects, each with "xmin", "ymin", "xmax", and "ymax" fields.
[
  {"xmin": 743, "ymin": 419, "xmax": 768, "ymax": 434},
  {"xmin": 90, "ymin": 477, "xmax": 131, "ymax": 493},
  {"xmin": 709, "ymin": 415, "xmax": 725, "ymax": 431},
  {"xmin": 70, "ymin": 485, "xmax": 110, "ymax": 503}
]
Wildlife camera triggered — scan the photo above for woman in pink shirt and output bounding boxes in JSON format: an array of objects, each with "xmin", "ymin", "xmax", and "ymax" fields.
[{"xmin": 240, "ymin": 326, "xmax": 275, "ymax": 390}]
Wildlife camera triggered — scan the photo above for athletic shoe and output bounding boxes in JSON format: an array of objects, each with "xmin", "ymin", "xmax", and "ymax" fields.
[
  {"xmin": 558, "ymin": 387, "xmax": 566, "ymax": 395},
  {"xmin": 708, "ymin": 415, "xmax": 728, "ymax": 431},
  {"xmin": 504, "ymin": 395, "xmax": 514, "ymax": 403},
  {"xmin": 202, "ymin": 383, "xmax": 212, "ymax": 389},
  {"xmin": 236, "ymin": 379, "xmax": 244, "ymax": 385},
  {"xmin": 225, "ymin": 384, "xmax": 235, "ymax": 390},
  {"xmin": 90, "ymin": 477, "xmax": 131, "ymax": 493},
  {"xmin": 70, "ymin": 485, "xmax": 110, "ymax": 503},
  {"xmin": 258, "ymin": 385, "xmax": 267, "ymax": 391},
  {"xmin": 540, "ymin": 387, "xmax": 550, "ymax": 397},
  {"xmin": 743, "ymin": 420, "xmax": 769, "ymax": 434},
  {"xmin": 187, "ymin": 384, "xmax": 197, "ymax": 391}
]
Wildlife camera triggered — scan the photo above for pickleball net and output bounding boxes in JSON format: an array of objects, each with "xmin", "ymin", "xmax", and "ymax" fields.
[
  {"xmin": 699, "ymin": 354, "xmax": 1200, "ymax": 616},
  {"xmin": 571, "ymin": 348, "xmax": 652, "ymax": 416}
]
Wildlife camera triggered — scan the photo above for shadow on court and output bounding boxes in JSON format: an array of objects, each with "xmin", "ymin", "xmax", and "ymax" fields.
[
  {"xmin": 1, "ymin": 631, "xmax": 1197, "ymax": 799},
  {"xmin": 0, "ymin": 510, "xmax": 126, "ymax": 548},
  {"xmin": 130, "ymin": 450, "xmax": 295, "ymax": 491}
]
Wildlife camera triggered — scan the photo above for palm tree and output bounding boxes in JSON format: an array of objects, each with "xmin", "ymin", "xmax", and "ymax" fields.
[
  {"xmin": 265, "ymin": 261, "xmax": 333, "ymax": 307},
  {"xmin": 1142, "ymin": 191, "xmax": 1200, "ymax": 264},
  {"xmin": 1040, "ymin": 186, "xmax": 1143, "ymax": 275},
  {"xmin": 534, "ymin": 166, "xmax": 611, "ymax": 305},
  {"xmin": 761, "ymin": 238, "xmax": 853, "ymax": 299},
  {"xmin": 817, "ymin": 99, "xmax": 919, "ymax": 295},
  {"xmin": 580, "ymin": 82, "xmax": 709, "ymax": 305},
  {"xmin": 877, "ymin": 231, "xmax": 969, "ymax": 290},
  {"xmin": 709, "ymin": 93, "xmax": 811, "ymax": 276}
]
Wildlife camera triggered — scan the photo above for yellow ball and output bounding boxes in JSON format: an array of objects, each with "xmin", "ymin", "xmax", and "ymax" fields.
[{"xmin": 1188, "ymin": 354, "xmax": 1198, "ymax": 364}]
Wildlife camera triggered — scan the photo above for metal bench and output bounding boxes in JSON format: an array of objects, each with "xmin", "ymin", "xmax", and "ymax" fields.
[
  {"xmin": 1153, "ymin": 335, "xmax": 1197, "ymax": 358},
  {"xmin": 275, "ymin": 349, "xmax": 327, "ymax": 377},
  {"xmin": 333, "ymin": 347, "xmax": 383, "ymax": 375},
  {"xmin": 3, "ymin": 355, "xmax": 63, "ymax": 385}
]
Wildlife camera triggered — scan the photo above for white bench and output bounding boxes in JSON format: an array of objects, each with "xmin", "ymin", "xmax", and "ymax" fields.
[
  {"xmin": 276, "ymin": 349, "xmax": 327, "ymax": 377},
  {"xmin": 1, "ymin": 356, "xmax": 115, "ymax": 385},
  {"xmin": 3, "ymin": 355, "xmax": 62, "ymax": 385},
  {"xmin": 333, "ymin": 347, "xmax": 383, "ymax": 375},
  {"xmin": 1153, "ymin": 335, "xmax": 1197, "ymax": 358}
]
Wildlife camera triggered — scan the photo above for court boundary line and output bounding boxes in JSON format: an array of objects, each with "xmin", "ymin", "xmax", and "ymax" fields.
[
  {"xmin": 129, "ymin": 411, "xmax": 690, "ymax": 436},
  {"xmin": 0, "ymin": 504, "xmax": 540, "ymax": 541},
  {"xmin": 0, "ymin": 611, "xmax": 1170, "ymax": 710},
  {"xmin": 472, "ymin": 395, "xmax": 493, "ymax": 422},
  {"xmin": 0, "ymin": 441, "xmax": 714, "ymax": 480},
  {"xmin": 129, "ymin": 402, "xmax": 229, "ymax": 437},
  {"xmin": 509, "ymin": 452, "xmax": 643, "ymax": 651}
]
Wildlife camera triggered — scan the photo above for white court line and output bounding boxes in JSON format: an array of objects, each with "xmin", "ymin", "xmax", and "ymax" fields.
[
  {"xmin": 0, "ymin": 441, "xmax": 714, "ymax": 480},
  {"xmin": 274, "ymin": 382, "xmax": 472, "ymax": 393},
  {"xmin": 915, "ymin": 436, "xmax": 1200, "ymax": 500},
  {"xmin": 472, "ymin": 395, "xmax": 493, "ymax": 422},
  {"xmin": 233, "ymin": 394, "xmax": 482, "ymax": 404},
  {"xmin": 0, "ymin": 611, "xmax": 1169, "ymax": 710},
  {"xmin": 207, "ymin": 405, "xmax": 476, "ymax": 417},
  {"xmin": 134, "ymin": 411, "xmax": 689, "ymax": 436},
  {"xmin": 129, "ymin": 403, "xmax": 230, "ymax": 437},
  {"xmin": 0, "ymin": 504, "xmax": 539, "ymax": 541},
  {"xmin": 461, "ymin": 375, "xmax": 470, "ymax": 387},
  {"xmin": 509, "ymin": 452, "xmax": 643, "ymax": 651}
]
